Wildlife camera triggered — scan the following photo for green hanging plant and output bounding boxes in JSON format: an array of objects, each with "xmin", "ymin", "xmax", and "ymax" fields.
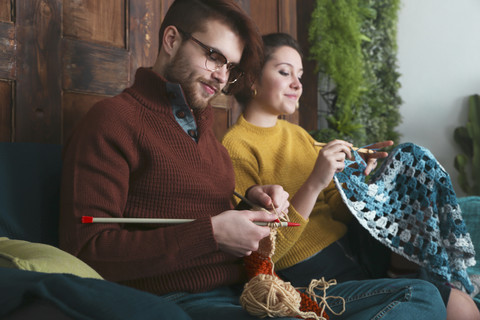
[
  {"xmin": 454, "ymin": 94, "xmax": 480, "ymax": 195},
  {"xmin": 308, "ymin": 0, "xmax": 402, "ymax": 146},
  {"xmin": 308, "ymin": 0, "xmax": 366, "ymax": 141}
]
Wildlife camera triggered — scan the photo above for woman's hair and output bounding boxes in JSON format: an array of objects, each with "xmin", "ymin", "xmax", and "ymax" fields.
[
  {"xmin": 262, "ymin": 32, "xmax": 303, "ymax": 63},
  {"xmin": 235, "ymin": 32, "xmax": 302, "ymax": 105},
  {"xmin": 158, "ymin": 0, "xmax": 263, "ymax": 95}
]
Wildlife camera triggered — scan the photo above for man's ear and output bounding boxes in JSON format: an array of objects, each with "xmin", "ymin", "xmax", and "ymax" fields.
[{"xmin": 162, "ymin": 26, "xmax": 182, "ymax": 58}]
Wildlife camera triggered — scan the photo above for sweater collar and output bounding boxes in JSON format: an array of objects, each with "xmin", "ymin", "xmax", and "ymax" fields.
[
  {"xmin": 237, "ymin": 114, "xmax": 281, "ymax": 135},
  {"xmin": 128, "ymin": 67, "xmax": 214, "ymax": 141}
]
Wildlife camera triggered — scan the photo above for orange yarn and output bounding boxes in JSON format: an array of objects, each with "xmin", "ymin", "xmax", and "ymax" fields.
[{"xmin": 243, "ymin": 251, "xmax": 328, "ymax": 319}]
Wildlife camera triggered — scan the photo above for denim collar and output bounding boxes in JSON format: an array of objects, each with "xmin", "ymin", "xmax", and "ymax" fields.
[{"xmin": 166, "ymin": 83, "xmax": 198, "ymax": 142}]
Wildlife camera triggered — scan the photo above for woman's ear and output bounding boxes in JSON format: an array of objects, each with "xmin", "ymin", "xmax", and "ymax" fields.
[
  {"xmin": 250, "ymin": 81, "xmax": 258, "ymax": 98},
  {"xmin": 250, "ymin": 81, "xmax": 257, "ymax": 92}
]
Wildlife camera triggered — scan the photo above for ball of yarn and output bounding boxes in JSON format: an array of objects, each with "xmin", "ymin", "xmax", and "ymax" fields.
[{"xmin": 240, "ymin": 273, "xmax": 302, "ymax": 318}]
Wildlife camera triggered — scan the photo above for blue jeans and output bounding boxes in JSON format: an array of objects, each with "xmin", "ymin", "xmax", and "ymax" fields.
[
  {"xmin": 162, "ymin": 279, "xmax": 446, "ymax": 320},
  {"xmin": 318, "ymin": 277, "xmax": 446, "ymax": 319},
  {"xmin": 162, "ymin": 285, "xmax": 297, "ymax": 320}
]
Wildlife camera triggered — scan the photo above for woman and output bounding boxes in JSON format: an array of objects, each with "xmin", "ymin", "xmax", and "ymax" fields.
[{"xmin": 222, "ymin": 32, "xmax": 479, "ymax": 320}]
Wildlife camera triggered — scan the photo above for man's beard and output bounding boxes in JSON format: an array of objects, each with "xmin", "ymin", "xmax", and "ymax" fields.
[{"xmin": 164, "ymin": 49, "xmax": 219, "ymax": 109}]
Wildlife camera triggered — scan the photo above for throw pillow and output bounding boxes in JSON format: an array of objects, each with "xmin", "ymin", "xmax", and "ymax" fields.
[{"xmin": 0, "ymin": 237, "xmax": 102, "ymax": 279}]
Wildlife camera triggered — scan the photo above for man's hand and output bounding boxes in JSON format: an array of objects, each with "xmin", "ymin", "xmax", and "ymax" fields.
[{"xmin": 211, "ymin": 209, "xmax": 280, "ymax": 257}]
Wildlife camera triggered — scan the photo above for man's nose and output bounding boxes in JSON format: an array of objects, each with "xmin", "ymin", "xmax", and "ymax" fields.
[{"xmin": 211, "ymin": 64, "xmax": 229, "ymax": 84}]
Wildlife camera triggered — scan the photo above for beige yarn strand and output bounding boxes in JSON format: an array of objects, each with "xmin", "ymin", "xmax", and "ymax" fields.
[
  {"xmin": 241, "ymin": 225, "xmax": 345, "ymax": 320},
  {"xmin": 302, "ymin": 278, "xmax": 346, "ymax": 317}
]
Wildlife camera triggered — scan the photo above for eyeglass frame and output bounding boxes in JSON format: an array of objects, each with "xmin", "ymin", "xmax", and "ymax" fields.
[{"xmin": 176, "ymin": 27, "xmax": 244, "ymax": 85}]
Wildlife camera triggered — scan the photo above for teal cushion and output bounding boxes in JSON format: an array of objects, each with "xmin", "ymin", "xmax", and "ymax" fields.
[
  {"xmin": 0, "ymin": 143, "xmax": 62, "ymax": 246},
  {"xmin": 458, "ymin": 196, "xmax": 480, "ymax": 276},
  {"xmin": 458, "ymin": 196, "xmax": 480, "ymax": 307}
]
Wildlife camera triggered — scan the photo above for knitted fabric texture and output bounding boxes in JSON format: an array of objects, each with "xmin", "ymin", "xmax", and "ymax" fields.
[
  {"xmin": 60, "ymin": 68, "xmax": 239, "ymax": 295},
  {"xmin": 222, "ymin": 116, "xmax": 350, "ymax": 271},
  {"xmin": 334, "ymin": 142, "xmax": 476, "ymax": 293}
]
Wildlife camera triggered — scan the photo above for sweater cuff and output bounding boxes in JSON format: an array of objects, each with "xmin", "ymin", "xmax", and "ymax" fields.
[
  {"xmin": 275, "ymin": 206, "xmax": 308, "ymax": 245},
  {"xmin": 176, "ymin": 216, "xmax": 218, "ymax": 257}
]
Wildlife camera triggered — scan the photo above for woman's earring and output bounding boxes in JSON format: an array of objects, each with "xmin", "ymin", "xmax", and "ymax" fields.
[
  {"xmin": 252, "ymin": 89, "xmax": 257, "ymax": 98},
  {"xmin": 295, "ymin": 100, "xmax": 300, "ymax": 110}
]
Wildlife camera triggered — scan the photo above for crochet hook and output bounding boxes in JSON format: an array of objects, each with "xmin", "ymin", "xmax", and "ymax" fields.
[
  {"xmin": 81, "ymin": 216, "xmax": 300, "ymax": 227},
  {"xmin": 313, "ymin": 141, "xmax": 376, "ymax": 154}
]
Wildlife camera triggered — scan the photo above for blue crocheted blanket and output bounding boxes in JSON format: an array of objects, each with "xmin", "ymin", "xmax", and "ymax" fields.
[{"xmin": 334, "ymin": 142, "xmax": 476, "ymax": 293}]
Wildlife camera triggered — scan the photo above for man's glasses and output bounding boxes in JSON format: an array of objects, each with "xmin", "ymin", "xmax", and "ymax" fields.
[{"xmin": 177, "ymin": 27, "xmax": 244, "ymax": 85}]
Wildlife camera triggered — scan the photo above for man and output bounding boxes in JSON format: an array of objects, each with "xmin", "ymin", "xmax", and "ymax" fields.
[{"xmin": 59, "ymin": 0, "xmax": 292, "ymax": 319}]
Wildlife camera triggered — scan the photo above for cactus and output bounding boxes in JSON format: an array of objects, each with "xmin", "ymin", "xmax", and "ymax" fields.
[{"xmin": 454, "ymin": 94, "xmax": 480, "ymax": 195}]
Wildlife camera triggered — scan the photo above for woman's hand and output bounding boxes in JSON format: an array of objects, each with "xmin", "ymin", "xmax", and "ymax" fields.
[
  {"xmin": 312, "ymin": 139, "xmax": 353, "ymax": 190},
  {"xmin": 246, "ymin": 184, "xmax": 290, "ymax": 217},
  {"xmin": 361, "ymin": 140, "xmax": 394, "ymax": 175}
]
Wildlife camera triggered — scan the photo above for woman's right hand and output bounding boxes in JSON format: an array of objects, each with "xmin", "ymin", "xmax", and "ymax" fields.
[
  {"xmin": 290, "ymin": 140, "xmax": 353, "ymax": 220},
  {"xmin": 312, "ymin": 139, "xmax": 353, "ymax": 190}
]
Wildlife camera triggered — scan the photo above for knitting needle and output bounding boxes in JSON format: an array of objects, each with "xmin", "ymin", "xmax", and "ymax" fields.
[
  {"xmin": 233, "ymin": 191, "xmax": 271, "ymax": 213},
  {"xmin": 313, "ymin": 141, "xmax": 376, "ymax": 154},
  {"xmin": 233, "ymin": 190, "xmax": 283, "ymax": 223},
  {"xmin": 81, "ymin": 216, "xmax": 300, "ymax": 227}
]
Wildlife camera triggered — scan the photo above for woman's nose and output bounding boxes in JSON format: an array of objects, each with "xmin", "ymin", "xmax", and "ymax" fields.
[{"xmin": 292, "ymin": 77, "xmax": 302, "ymax": 90}]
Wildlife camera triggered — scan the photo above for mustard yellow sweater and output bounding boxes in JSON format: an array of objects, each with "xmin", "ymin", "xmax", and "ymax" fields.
[{"xmin": 222, "ymin": 115, "xmax": 352, "ymax": 270}]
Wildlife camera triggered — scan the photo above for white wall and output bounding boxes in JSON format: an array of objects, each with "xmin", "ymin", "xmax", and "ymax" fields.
[{"xmin": 397, "ymin": 0, "xmax": 480, "ymax": 197}]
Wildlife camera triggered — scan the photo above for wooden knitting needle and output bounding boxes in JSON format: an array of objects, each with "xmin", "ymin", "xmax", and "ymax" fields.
[
  {"xmin": 313, "ymin": 141, "xmax": 376, "ymax": 154},
  {"xmin": 81, "ymin": 216, "xmax": 299, "ymax": 227}
]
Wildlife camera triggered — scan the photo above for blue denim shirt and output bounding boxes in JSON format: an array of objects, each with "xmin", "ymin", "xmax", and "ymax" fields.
[{"xmin": 166, "ymin": 83, "xmax": 198, "ymax": 142}]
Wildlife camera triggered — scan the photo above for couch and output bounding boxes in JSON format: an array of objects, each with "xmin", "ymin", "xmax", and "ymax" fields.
[
  {"xmin": 2, "ymin": 142, "xmax": 479, "ymax": 318},
  {"xmin": 0, "ymin": 142, "xmax": 190, "ymax": 319}
]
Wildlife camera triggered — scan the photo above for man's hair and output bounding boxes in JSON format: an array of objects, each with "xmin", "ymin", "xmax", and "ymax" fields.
[
  {"xmin": 235, "ymin": 32, "xmax": 302, "ymax": 105},
  {"xmin": 159, "ymin": 0, "xmax": 263, "ymax": 95}
]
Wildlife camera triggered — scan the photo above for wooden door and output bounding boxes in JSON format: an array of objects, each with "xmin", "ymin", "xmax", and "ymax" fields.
[
  {"xmin": 0, "ymin": 0, "xmax": 15, "ymax": 142},
  {"xmin": 0, "ymin": 0, "xmax": 301, "ymax": 144}
]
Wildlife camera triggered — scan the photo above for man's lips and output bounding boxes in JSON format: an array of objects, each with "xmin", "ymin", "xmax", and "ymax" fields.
[{"xmin": 201, "ymin": 82, "xmax": 218, "ymax": 95}]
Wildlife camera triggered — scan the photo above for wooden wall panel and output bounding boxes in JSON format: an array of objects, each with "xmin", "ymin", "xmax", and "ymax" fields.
[
  {"xmin": 279, "ymin": 0, "xmax": 296, "ymax": 40},
  {"xmin": 5, "ymin": 0, "xmax": 304, "ymax": 143},
  {"xmin": 248, "ymin": 0, "xmax": 278, "ymax": 34},
  {"xmin": 0, "ymin": 80, "xmax": 12, "ymax": 141},
  {"xmin": 297, "ymin": 0, "xmax": 317, "ymax": 131},
  {"xmin": 129, "ymin": 1, "xmax": 162, "ymax": 82},
  {"xmin": 213, "ymin": 107, "xmax": 228, "ymax": 142},
  {"xmin": 62, "ymin": 38, "xmax": 129, "ymax": 95},
  {"xmin": 0, "ymin": 22, "xmax": 15, "ymax": 79},
  {"xmin": 0, "ymin": 0, "xmax": 12, "ymax": 22},
  {"xmin": 63, "ymin": 0, "xmax": 126, "ymax": 48},
  {"xmin": 62, "ymin": 92, "xmax": 107, "ymax": 142},
  {"xmin": 279, "ymin": 0, "xmax": 298, "ymax": 125},
  {"xmin": 15, "ymin": 0, "xmax": 62, "ymax": 143}
]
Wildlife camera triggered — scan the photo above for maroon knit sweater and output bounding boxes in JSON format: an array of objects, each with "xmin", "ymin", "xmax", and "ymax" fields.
[{"xmin": 59, "ymin": 68, "xmax": 243, "ymax": 295}]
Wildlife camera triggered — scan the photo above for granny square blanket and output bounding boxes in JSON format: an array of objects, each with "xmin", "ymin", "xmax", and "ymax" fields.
[{"xmin": 334, "ymin": 142, "xmax": 476, "ymax": 293}]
